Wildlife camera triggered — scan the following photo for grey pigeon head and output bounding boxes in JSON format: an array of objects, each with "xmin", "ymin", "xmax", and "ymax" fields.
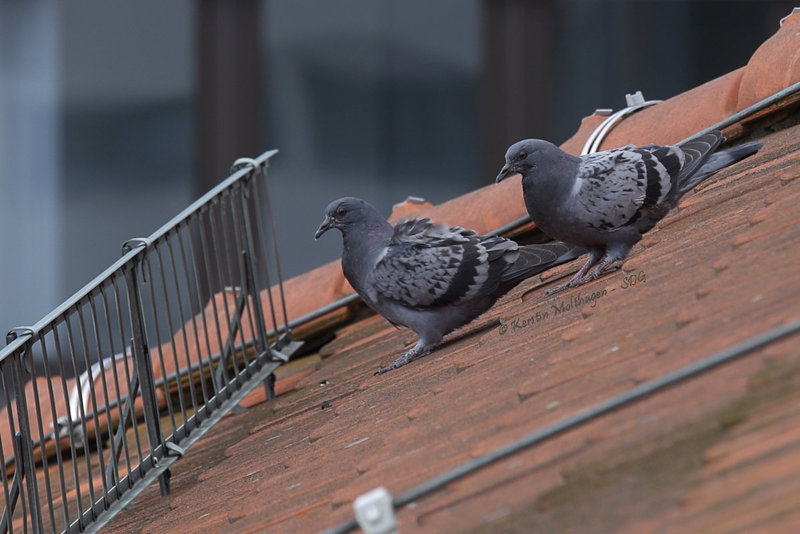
[
  {"xmin": 496, "ymin": 139, "xmax": 561, "ymax": 183},
  {"xmin": 314, "ymin": 196, "xmax": 376, "ymax": 240}
]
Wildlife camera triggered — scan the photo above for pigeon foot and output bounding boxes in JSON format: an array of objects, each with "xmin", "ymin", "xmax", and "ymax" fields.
[
  {"xmin": 375, "ymin": 345, "xmax": 432, "ymax": 375},
  {"xmin": 546, "ymin": 249, "xmax": 604, "ymax": 295},
  {"xmin": 544, "ymin": 270, "xmax": 594, "ymax": 295},
  {"xmin": 545, "ymin": 261, "xmax": 619, "ymax": 295},
  {"xmin": 590, "ymin": 258, "xmax": 621, "ymax": 280}
]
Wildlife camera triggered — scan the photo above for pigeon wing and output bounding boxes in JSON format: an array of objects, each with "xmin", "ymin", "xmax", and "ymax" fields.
[
  {"xmin": 373, "ymin": 219, "xmax": 514, "ymax": 308},
  {"xmin": 574, "ymin": 146, "xmax": 683, "ymax": 231}
]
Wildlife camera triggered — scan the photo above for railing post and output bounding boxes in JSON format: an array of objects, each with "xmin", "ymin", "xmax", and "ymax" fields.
[
  {"xmin": 122, "ymin": 240, "xmax": 171, "ymax": 496},
  {"xmin": 4, "ymin": 332, "xmax": 43, "ymax": 533},
  {"xmin": 233, "ymin": 170, "xmax": 269, "ymax": 354},
  {"xmin": 234, "ymin": 168, "xmax": 283, "ymax": 400}
]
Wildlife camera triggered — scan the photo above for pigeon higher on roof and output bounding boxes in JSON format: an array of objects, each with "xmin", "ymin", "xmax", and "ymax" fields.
[{"xmin": 497, "ymin": 131, "xmax": 762, "ymax": 293}]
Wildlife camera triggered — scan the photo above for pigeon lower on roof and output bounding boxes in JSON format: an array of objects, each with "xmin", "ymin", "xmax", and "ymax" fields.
[
  {"xmin": 496, "ymin": 131, "xmax": 762, "ymax": 294},
  {"xmin": 315, "ymin": 197, "xmax": 583, "ymax": 374}
]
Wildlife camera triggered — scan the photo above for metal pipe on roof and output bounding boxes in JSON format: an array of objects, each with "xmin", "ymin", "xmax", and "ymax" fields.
[
  {"xmin": 323, "ymin": 318, "xmax": 800, "ymax": 534},
  {"xmin": 680, "ymin": 80, "xmax": 800, "ymax": 145}
]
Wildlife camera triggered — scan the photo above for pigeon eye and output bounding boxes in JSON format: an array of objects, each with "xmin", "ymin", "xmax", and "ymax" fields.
[
  {"xmin": 518, "ymin": 151, "xmax": 527, "ymax": 160},
  {"xmin": 336, "ymin": 206, "xmax": 347, "ymax": 218}
]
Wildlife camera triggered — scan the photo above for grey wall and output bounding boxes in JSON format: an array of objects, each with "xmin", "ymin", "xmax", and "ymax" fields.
[
  {"xmin": 0, "ymin": 1, "xmax": 195, "ymax": 334},
  {"xmin": 0, "ymin": 2, "xmax": 61, "ymax": 332},
  {"xmin": 262, "ymin": 0, "xmax": 482, "ymax": 276}
]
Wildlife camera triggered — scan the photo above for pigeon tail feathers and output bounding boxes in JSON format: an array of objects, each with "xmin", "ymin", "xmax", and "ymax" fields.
[
  {"xmin": 678, "ymin": 140, "xmax": 763, "ymax": 194},
  {"xmin": 672, "ymin": 132, "xmax": 724, "ymax": 192},
  {"xmin": 499, "ymin": 242, "xmax": 584, "ymax": 287}
]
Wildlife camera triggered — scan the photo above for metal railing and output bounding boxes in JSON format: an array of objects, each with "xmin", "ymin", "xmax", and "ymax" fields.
[{"xmin": 0, "ymin": 149, "xmax": 299, "ymax": 533}]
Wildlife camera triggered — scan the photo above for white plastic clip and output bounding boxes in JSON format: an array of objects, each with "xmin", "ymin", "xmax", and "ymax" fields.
[
  {"xmin": 353, "ymin": 487, "xmax": 398, "ymax": 534},
  {"xmin": 625, "ymin": 90, "xmax": 646, "ymax": 107},
  {"xmin": 581, "ymin": 91, "xmax": 662, "ymax": 155}
]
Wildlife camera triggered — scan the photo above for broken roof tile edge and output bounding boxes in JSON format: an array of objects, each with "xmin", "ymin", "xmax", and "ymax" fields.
[{"xmin": 265, "ymin": 10, "xmax": 800, "ymax": 346}]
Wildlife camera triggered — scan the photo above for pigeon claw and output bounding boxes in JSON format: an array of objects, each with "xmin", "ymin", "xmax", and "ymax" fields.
[
  {"xmin": 544, "ymin": 261, "xmax": 620, "ymax": 295},
  {"xmin": 374, "ymin": 365, "xmax": 396, "ymax": 375},
  {"xmin": 374, "ymin": 345, "xmax": 433, "ymax": 375},
  {"xmin": 544, "ymin": 283, "xmax": 570, "ymax": 296}
]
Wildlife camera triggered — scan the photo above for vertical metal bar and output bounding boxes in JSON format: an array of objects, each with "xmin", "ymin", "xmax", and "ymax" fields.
[
  {"xmin": 36, "ymin": 334, "xmax": 70, "ymax": 530},
  {"xmin": 238, "ymin": 170, "xmax": 282, "ymax": 400},
  {"xmin": 13, "ymin": 434, "xmax": 28, "ymax": 534},
  {"xmin": 175, "ymin": 226, "xmax": 213, "ymax": 403},
  {"xmin": 214, "ymin": 289, "xmax": 247, "ymax": 390},
  {"xmin": 76, "ymin": 307, "xmax": 110, "ymax": 509},
  {"xmin": 153, "ymin": 245, "xmax": 190, "ymax": 426},
  {"xmin": 0, "ymin": 449, "xmax": 8, "ymax": 533},
  {"xmin": 88, "ymin": 295, "xmax": 122, "ymax": 501},
  {"xmin": 105, "ymin": 279, "xmax": 139, "ymax": 486},
  {"xmin": 50, "ymin": 322, "xmax": 85, "ymax": 528},
  {"xmin": 224, "ymin": 187, "xmax": 257, "ymax": 372},
  {"xmin": 197, "ymin": 206, "xmax": 228, "ymax": 395},
  {"xmin": 238, "ymin": 177, "xmax": 271, "ymax": 351},
  {"xmin": 142, "ymin": 255, "xmax": 178, "ymax": 435},
  {"xmin": 0, "ymin": 362, "xmax": 18, "ymax": 534},
  {"xmin": 206, "ymin": 200, "xmax": 240, "ymax": 379},
  {"xmin": 219, "ymin": 196, "xmax": 245, "ymax": 352},
  {"xmin": 6, "ymin": 345, "xmax": 42, "ymax": 533},
  {"xmin": 210, "ymin": 200, "xmax": 245, "ymax": 380},
  {"xmin": 230, "ymin": 183, "xmax": 261, "ymax": 364},
  {"xmin": 184, "ymin": 216, "xmax": 221, "ymax": 397},
  {"xmin": 164, "ymin": 238, "xmax": 201, "ymax": 414},
  {"xmin": 253, "ymin": 163, "xmax": 291, "ymax": 333},
  {"xmin": 63, "ymin": 313, "xmax": 98, "ymax": 512},
  {"xmin": 243, "ymin": 249, "xmax": 275, "ymax": 401},
  {"xmin": 122, "ymin": 254, "xmax": 169, "ymax": 496},
  {"xmin": 89, "ymin": 296, "xmax": 119, "ymax": 508},
  {"xmin": 25, "ymin": 349, "xmax": 58, "ymax": 532},
  {"xmin": 0, "ymin": 445, "xmax": 22, "ymax": 534},
  {"xmin": 249, "ymin": 170, "xmax": 284, "ymax": 340},
  {"xmin": 104, "ymin": 366, "xmax": 139, "ymax": 495}
]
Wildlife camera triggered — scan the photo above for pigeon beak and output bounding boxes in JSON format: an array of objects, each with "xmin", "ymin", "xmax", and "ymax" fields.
[
  {"xmin": 315, "ymin": 216, "xmax": 334, "ymax": 240},
  {"xmin": 496, "ymin": 163, "xmax": 517, "ymax": 183}
]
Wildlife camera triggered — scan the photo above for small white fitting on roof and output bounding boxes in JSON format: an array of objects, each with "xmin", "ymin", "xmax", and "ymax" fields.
[
  {"xmin": 353, "ymin": 487, "xmax": 398, "ymax": 534},
  {"xmin": 625, "ymin": 90, "xmax": 646, "ymax": 107}
]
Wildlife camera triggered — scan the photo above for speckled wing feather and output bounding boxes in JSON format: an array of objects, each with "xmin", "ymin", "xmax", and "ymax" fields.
[
  {"xmin": 373, "ymin": 219, "xmax": 516, "ymax": 308},
  {"xmin": 573, "ymin": 144, "xmax": 687, "ymax": 231}
]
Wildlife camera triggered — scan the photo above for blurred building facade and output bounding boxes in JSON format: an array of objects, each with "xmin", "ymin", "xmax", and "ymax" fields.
[{"xmin": 0, "ymin": 0, "xmax": 794, "ymax": 337}]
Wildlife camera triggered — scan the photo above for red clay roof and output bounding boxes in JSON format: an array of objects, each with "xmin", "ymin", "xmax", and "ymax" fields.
[{"xmin": 98, "ymin": 12, "xmax": 800, "ymax": 534}]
